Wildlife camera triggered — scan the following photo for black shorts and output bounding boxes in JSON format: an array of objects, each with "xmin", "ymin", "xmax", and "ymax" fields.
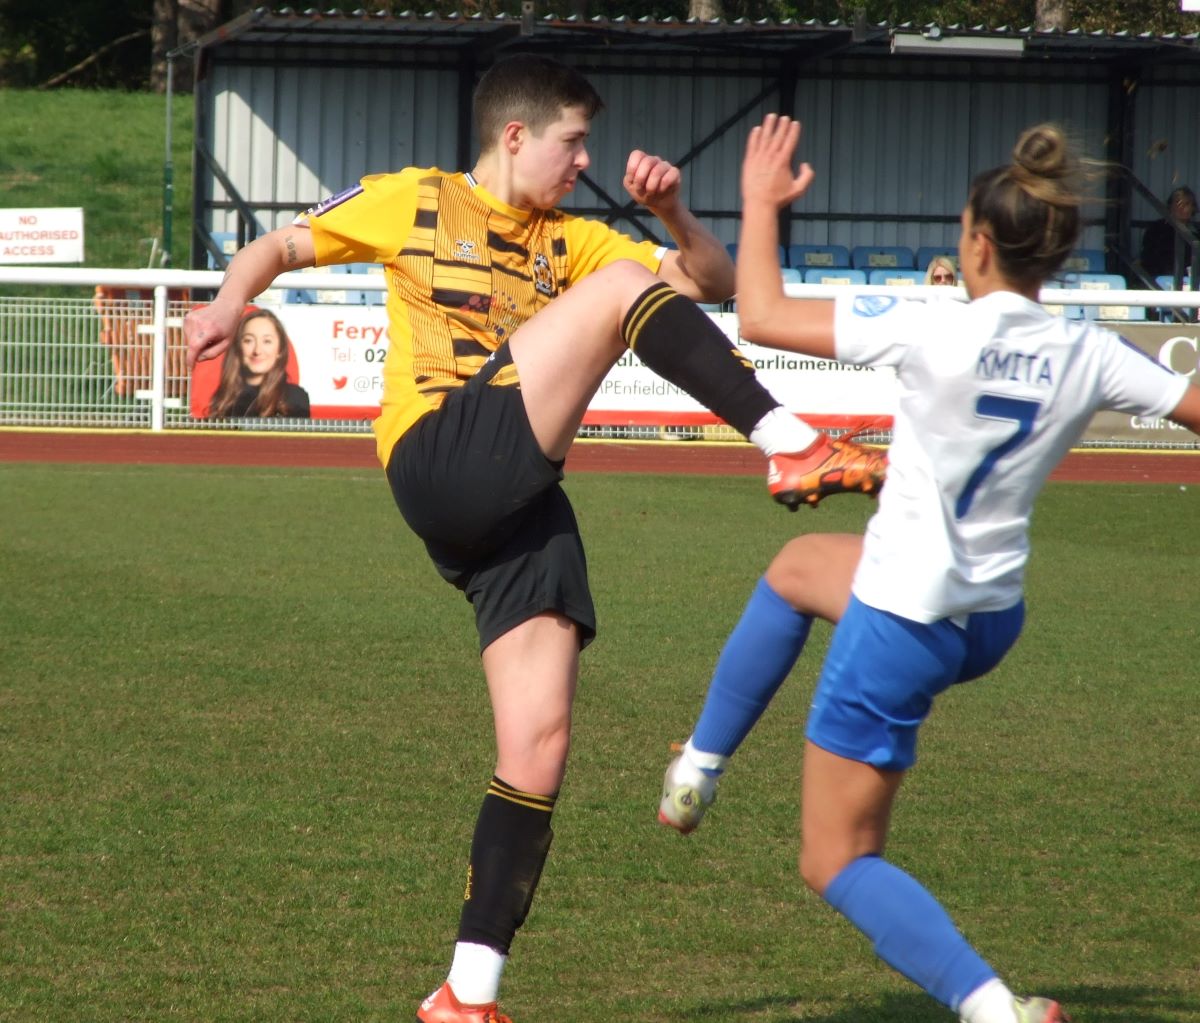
[{"xmin": 385, "ymin": 346, "xmax": 596, "ymax": 652}]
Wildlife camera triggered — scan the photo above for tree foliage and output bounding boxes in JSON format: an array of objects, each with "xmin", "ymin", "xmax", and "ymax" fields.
[{"xmin": 1, "ymin": 0, "xmax": 1196, "ymax": 90}]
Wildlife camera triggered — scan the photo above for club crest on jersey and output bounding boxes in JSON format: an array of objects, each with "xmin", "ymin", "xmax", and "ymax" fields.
[
  {"xmin": 852, "ymin": 295, "xmax": 898, "ymax": 318},
  {"xmin": 454, "ymin": 239, "xmax": 480, "ymax": 262},
  {"xmin": 532, "ymin": 253, "xmax": 555, "ymax": 297}
]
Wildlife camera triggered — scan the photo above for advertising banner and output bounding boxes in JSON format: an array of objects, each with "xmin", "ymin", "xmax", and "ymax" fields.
[
  {"xmin": 193, "ymin": 303, "xmax": 1199, "ymax": 444},
  {"xmin": 274, "ymin": 304, "xmax": 387, "ymax": 418},
  {"xmin": 588, "ymin": 312, "xmax": 896, "ymax": 428}
]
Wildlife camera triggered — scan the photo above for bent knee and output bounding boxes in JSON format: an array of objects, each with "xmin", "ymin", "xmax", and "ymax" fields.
[
  {"xmin": 765, "ymin": 537, "xmax": 823, "ymax": 606},
  {"xmin": 585, "ymin": 259, "xmax": 660, "ymax": 300},
  {"xmin": 799, "ymin": 841, "xmax": 871, "ymax": 897},
  {"xmin": 798, "ymin": 846, "xmax": 837, "ymax": 897}
]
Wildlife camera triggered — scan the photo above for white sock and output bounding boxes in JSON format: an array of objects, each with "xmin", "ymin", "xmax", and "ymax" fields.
[
  {"xmin": 959, "ymin": 978, "xmax": 1017, "ymax": 1023},
  {"xmin": 749, "ymin": 407, "xmax": 820, "ymax": 457},
  {"xmin": 447, "ymin": 941, "xmax": 506, "ymax": 1005},
  {"xmin": 684, "ymin": 737, "xmax": 729, "ymax": 777}
]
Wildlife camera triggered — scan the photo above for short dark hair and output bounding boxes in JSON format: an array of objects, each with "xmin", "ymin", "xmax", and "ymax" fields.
[
  {"xmin": 1168, "ymin": 186, "xmax": 1196, "ymax": 209},
  {"xmin": 473, "ymin": 54, "xmax": 603, "ymax": 154}
]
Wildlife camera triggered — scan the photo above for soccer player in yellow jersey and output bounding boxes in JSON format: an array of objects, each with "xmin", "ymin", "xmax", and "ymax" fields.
[{"xmin": 185, "ymin": 54, "xmax": 885, "ymax": 1023}]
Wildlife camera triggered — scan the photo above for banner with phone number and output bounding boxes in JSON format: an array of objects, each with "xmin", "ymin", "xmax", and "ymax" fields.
[{"xmin": 267, "ymin": 304, "xmax": 1200, "ymax": 442}]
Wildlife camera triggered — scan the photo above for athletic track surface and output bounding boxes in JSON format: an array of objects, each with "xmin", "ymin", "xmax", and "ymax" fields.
[{"xmin": 3, "ymin": 429, "xmax": 1200, "ymax": 484}]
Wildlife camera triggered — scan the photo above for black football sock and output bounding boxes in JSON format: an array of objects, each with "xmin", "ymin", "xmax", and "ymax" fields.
[
  {"xmin": 622, "ymin": 281, "xmax": 779, "ymax": 438},
  {"xmin": 456, "ymin": 776, "xmax": 555, "ymax": 954}
]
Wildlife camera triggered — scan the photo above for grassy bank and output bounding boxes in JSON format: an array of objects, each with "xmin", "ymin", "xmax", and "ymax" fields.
[{"xmin": 0, "ymin": 88, "xmax": 193, "ymax": 269}]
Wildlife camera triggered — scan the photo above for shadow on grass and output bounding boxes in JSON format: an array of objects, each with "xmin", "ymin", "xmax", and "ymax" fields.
[{"xmin": 676, "ymin": 984, "xmax": 1198, "ymax": 1022}]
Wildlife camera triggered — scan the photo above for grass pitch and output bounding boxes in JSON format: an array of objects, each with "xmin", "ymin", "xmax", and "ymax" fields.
[{"xmin": 1, "ymin": 462, "xmax": 1196, "ymax": 1022}]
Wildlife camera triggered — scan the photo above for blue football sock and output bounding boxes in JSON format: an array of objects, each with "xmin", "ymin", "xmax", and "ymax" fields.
[
  {"xmin": 691, "ymin": 577, "xmax": 812, "ymax": 760},
  {"xmin": 824, "ymin": 855, "xmax": 997, "ymax": 1011}
]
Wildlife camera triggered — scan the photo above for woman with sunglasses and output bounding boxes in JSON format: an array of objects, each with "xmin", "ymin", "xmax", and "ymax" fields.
[
  {"xmin": 658, "ymin": 115, "xmax": 1200, "ymax": 1023},
  {"xmin": 925, "ymin": 254, "xmax": 959, "ymax": 286}
]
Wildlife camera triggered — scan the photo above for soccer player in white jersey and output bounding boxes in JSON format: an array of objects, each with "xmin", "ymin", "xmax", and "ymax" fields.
[{"xmin": 659, "ymin": 115, "xmax": 1200, "ymax": 1023}]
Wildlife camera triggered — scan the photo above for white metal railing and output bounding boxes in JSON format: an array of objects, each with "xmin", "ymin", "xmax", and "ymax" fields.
[
  {"xmin": 0, "ymin": 266, "xmax": 1197, "ymax": 434},
  {"xmin": 0, "ymin": 267, "xmax": 385, "ymax": 433}
]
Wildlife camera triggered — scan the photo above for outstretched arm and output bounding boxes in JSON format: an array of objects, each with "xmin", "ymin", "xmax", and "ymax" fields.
[
  {"xmin": 184, "ymin": 225, "xmax": 315, "ymax": 368},
  {"xmin": 1168, "ymin": 381, "xmax": 1200, "ymax": 435},
  {"xmin": 624, "ymin": 150, "xmax": 735, "ymax": 303},
  {"xmin": 736, "ymin": 115, "xmax": 835, "ymax": 358}
]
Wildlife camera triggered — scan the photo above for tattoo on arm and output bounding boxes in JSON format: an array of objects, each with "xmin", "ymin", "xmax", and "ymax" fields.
[{"xmin": 285, "ymin": 235, "xmax": 298, "ymax": 266}]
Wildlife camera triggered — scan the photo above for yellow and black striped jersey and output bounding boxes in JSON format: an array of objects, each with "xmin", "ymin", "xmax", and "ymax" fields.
[{"xmin": 303, "ymin": 168, "xmax": 664, "ymax": 465}]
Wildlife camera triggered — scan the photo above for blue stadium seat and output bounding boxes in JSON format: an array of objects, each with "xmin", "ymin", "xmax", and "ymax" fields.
[
  {"xmin": 916, "ymin": 246, "xmax": 956, "ymax": 271},
  {"xmin": 867, "ymin": 269, "xmax": 925, "ymax": 287},
  {"xmin": 780, "ymin": 267, "xmax": 804, "ymax": 284},
  {"xmin": 1095, "ymin": 303, "xmax": 1146, "ymax": 322},
  {"xmin": 804, "ymin": 268, "xmax": 867, "ymax": 285},
  {"xmin": 206, "ymin": 231, "xmax": 240, "ymax": 271},
  {"xmin": 1060, "ymin": 272, "xmax": 1132, "ymax": 320},
  {"xmin": 787, "ymin": 244, "xmax": 851, "ymax": 270},
  {"xmin": 283, "ymin": 264, "xmax": 327, "ymax": 304},
  {"xmin": 1060, "ymin": 273, "xmax": 1142, "ymax": 321},
  {"xmin": 851, "ymin": 245, "xmax": 915, "ymax": 270},
  {"xmin": 1039, "ymin": 283, "xmax": 1083, "ymax": 320},
  {"xmin": 1153, "ymin": 276, "xmax": 1195, "ymax": 321},
  {"xmin": 726, "ymin": 242, "xmax": 786, "ymax": 265},
  {"xmin": 1061, "ymin": 249, "xmax": 1105, "ymax": 273},
  {"xmin": 341, "ymin": 262, "xmax": 387, "ymax": 305}
]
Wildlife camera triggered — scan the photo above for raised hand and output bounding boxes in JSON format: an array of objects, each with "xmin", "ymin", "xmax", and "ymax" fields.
[
  {"xmin": 741, "ymin": 114, "xmax": 815, "ymax": 211},
  {"xmin": 624, "ymin": 150, "xmax": 683, "ymax": 211}
]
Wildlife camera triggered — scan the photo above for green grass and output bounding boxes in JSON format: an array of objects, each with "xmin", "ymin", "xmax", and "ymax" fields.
[
  {"xmin": 0, "ymin": 89, "xmax": 193, "ymax": 271},
  {"xmin": 1, "ymin": 465, "xmax": 1197, "ymax": 1022}
]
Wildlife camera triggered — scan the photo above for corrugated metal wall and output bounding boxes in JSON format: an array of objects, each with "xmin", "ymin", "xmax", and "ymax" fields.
[
  {"xmin": 198, "ymin": 47, "xmax": 1197, "ymax": 265},
  {"xmin": 205, "ymin": 46, "xmax": 462, "ymax": 235},
  {"xmin": 1133, "ymin": 63, "xmax": 1200, "ymax": 223}
]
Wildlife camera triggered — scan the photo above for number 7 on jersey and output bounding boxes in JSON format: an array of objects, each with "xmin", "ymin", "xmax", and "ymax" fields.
[{"xmin": 956, "ymin": 395, "xmax": 1042, "ymax": 518}]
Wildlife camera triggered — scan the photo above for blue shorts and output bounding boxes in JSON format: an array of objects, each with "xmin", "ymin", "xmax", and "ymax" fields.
[{"xmin": 805, "ymin": 595, "xmax": 1025, "ymax": 771}]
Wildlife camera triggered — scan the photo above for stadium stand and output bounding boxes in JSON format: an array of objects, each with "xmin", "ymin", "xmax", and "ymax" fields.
[
  {"xmin": 1062, "ymin": 272, "xmax": 1134, "ymax": 320},
  {"xmin": 915, "ymin": 246, "xmax": 956, "ymax": 271},
  {"xmin": 1039, "ymin": 282, "xmax": 1083, "ymax": 320},
  {"xmin": 804, "ymin": 268, "xmax": 867, "ymax": 285},
  {"xmin": 851, "ymin": 245, "xmax": 915, "ymax": 269},
  {"xmin": 726, "ymin": 242, "xmax": 787, "ymax": 265},
  {"xmin": 1061, "ymin": 249, "xmax": 1106, "ymax": 273},
  {"xmin": 788, "ymin": 243, "xmax": 851, "ymax": 269},
  {"xmin": 867, "ymin": 269, "xmax": 926, "ymax": 286},
  {"xmin": 206, "ymin": 231, "xmax": 240, "ymax": 271}
]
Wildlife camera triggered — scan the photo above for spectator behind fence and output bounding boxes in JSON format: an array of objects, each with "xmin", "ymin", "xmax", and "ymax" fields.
[
  {"xmin": 208, "ymin": 308, "xmax": 311, "ymax": 419},
  {"xmin": 1140, "ymin": 186, "xmax": 1197, "ymax": 278},
  {"xmin": 924, "ymin": 255, "xmax": 958, "ymax": 286}
]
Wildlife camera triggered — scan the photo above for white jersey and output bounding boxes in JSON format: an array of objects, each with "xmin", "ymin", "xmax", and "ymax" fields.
[{"xmin": 834, "ymin": 290, "xmax": 1189, "ymax": 623}]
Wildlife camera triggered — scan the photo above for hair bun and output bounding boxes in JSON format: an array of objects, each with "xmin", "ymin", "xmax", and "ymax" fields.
[{"xmin": 1012, "ymin": 124, "xmax": 1073, "ymax": 181}]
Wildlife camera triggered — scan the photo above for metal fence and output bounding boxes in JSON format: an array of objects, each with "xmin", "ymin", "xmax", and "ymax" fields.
[
  {"xmin": 1, "ymin": 267, "xmax": 1198, "ymax": 443},
  {"xmin": 0, "ymin": 267, "xmax": 376, "ymax": 434}
]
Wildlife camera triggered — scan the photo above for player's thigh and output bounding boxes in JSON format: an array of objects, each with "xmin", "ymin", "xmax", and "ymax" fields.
[
  {"xmin": 509, "ymin": 260, "xmax": 660, "ymax": 458},
  {"xmin": 805, "ymin": 597, "xmax": 967, "ymax": 772}
]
